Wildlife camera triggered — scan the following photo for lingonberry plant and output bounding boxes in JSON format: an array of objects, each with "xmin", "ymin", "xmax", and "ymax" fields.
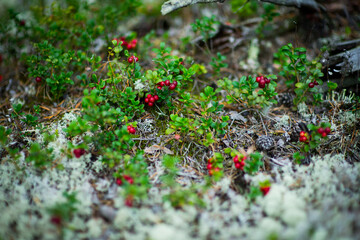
[
  {"xmin": 293, "ymin": 122, "xmax": 332, "ymax": 163},
  {"xmin": 218, "ymin": 75, "xmax": 278, "ymax": 108},
  {"xmin": 274, "ymin": 43, "xmax": 337, "ymax": 109},
  {"xmin": 225, "ymin": 148, "xmax": 263, "ymax": 175}
]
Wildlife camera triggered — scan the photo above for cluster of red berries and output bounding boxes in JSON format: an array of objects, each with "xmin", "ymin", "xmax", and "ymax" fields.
[
  {"xmin": 115, "ymin": 174, "xmax": 134, "ymax": 186},
  {"xmin": 113, "ymin": 37, "xmax": 137, "ymax": 50},
  {"xmin": 256, "ymin": 76, "xmax": 271, "ymax": 88},
  {"xmin": 144, "ymin": 94, "xmax": 159, "ymax": 107},
  {"xmin": 308, "ymin": 80, "xmax": 319, "ymax": 88},
  {"xmin": 206, "ymin": 158, "xmax": 221, "ymax": 176},
  {"xmin": 260, "ymin": 186, "xmax": 270, "ymax": 196},
  {"xmin": 128, "ymin": 56, "xmax": 139, "ymax": 64},
  {"xmin": 127, "ymin": 125, "xmax": 136, "ymax": 134},
  {"xmin": 233, "ymin": 155, "xmax": 246, "ymax": 170},
  {"xmin": 299, "ymin": 131, "xmax": 310, "ymax": 143},
  {"xmin": 317, "ymin": 127, "xmax": 331, "ymax": 137},
  {"xmin": 157, "ymin": 80, "xmax": 177, "ymax": 91},
  {"xmin": 73, "ymin": 148, "xmax": 85, "ymax": 158}
]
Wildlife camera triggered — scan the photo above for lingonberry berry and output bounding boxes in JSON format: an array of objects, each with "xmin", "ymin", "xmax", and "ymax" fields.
[
  {"xmin": 154, "ymin": 95, "xmax": 159, "ymax": 101},
  {"xmin": 172, "ymin": 80, "xmax": 178, "ymax": 86},
  {"xmin": 317, "ymin": 128, "xmax": 324, "ymax": 134},
  {"xmin": 208, "ymin": 169, "xmax": 214, "ymax": 176},
  {"xmin": 0, "ymin": 75, "xmax": 3, "ymax": 82},
  {"xmin": 148, "ymin": 102, "xmax": 153, "ymax": 107},
  {"xmin": 147, "ymin": 94, "xmax": 152, "ymax": 98},
  {"xmin": 324, "ymin": 127, "xmax": 331, "ymax": 134},
  {"xmin": 35, "ymin": 77, "xmax": 42, "ymax": 83},
  {"xmin": 260, "ymin": 186, "xmax": 270, "ymax": 196},
  {"xmin": 125, "ymin": 196, "xmax": 133, "ymax": 207},
  {"xmin": 164, "ymin": 80, "xmax": 170, "ymax": 86},
  {"xmin": 314, "ymin": 80, "xmax": 319, "ymax": 85},
  {"xmin": 157, "ymin": 86, "xmax": 162, "ymax": 90},
  {"xmin": 50, "ymin": 216, "xmax": 62, "ymax": 225},
  {"xmin": 169, "ymin": 84, "xmax": 176, "ymax": 90},
  {"xmin": 233, "ymin": 155, "xmax": 239, "ymax": 163},
  {"xmin": 299, "ymin": 136, "xmax": 307, "ymax": 142},
  {"xmin": 149, "ymin": 97, "xmax": 155, "ymax": 103},
  {"xmin": 308, "ymin": 82, "xmax": 315, "ymax": 88},
  {"xmin": 207, "ymin": 163, "xmax": 212, "ymax": 170},
  {"xmin": 73, "ymin": 149, "xmax": 85, "ymax": 158},
  {"xmin": 321, "ymin": 132, "xmax": 327, "ymax": 137},
  {"xmin": 128, "ymin": 56, "xmax": 134, "ymax": 64},
  {"xmin": 159, "ymin": 81, "xmax": 165, "ymax": 87},
  {"xmin": 256, "ymin": 76, "xmax": 261, "ymax": 83},
  {"xmin": 235, "ymin": 162, "xmax": 241, "ymax": 169},
  {"xmin": 145, "ymin": 98, "xmax": 149, "ymax": 103},
  {"xmin": 264, "ymin": 77, "xmax": 270, "ymax": 84},
  {"xmin": 133, "ymin": 56, "xmax": 139, "ymax": 62},
  {"xmin": 116, "ymin": 178, "xmax": 123, "ymax": 186}
]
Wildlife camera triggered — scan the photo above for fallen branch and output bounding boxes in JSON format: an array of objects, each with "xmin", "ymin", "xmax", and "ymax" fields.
[{"xmin": 161, "ymin": 0, "xmax": 226, "ymax": 15}]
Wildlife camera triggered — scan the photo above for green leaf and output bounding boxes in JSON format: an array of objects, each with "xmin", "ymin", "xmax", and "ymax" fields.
[{"xmin": 295, "ymin": 82, "xmax": 304, "ymax": 88}]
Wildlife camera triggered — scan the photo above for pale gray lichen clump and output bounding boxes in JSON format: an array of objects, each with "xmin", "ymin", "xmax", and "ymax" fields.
[{"xmin": 1, "ymin": 112, "xmax": 359, "ymax": 240}]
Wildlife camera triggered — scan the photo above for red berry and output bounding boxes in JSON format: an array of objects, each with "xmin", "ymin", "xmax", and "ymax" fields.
[
  {"xmin": 207, "ymin": 163, "xmax": 212, "ymax": 170},
  {"xmin": 169, "ymin": 84, "xmax": 176, "ymax": 90},
  {"xmin": 233, "ymin": 155, "xmax": 239, "ymax": 163},
  {"xmin": 0, "ymin": 75, "xmax": 3, "ymax": 82},
  {"xmin": 235, "ymin": 162, "xmax": 241, "ymax": 169},
  {"xmin": 321, "ymin": 132, "xmax": 327, "ymax": 138},
  {"xmin": 125, "ymin": 196, "xmax": 133, "ymax": 207},
  {"xmin": 317, "ymin": 128, "xmax": 324, "ymax": 134},
  {"xmin": 149, "ymin": 97, "xmax": 155, "ymax": 103},
  {"xmin": 242, "ymin": 156, "xmax": 247, "ymax": 161},
  {"xmin": 145, "ymin": 98, "xmax": 149, "ymax": 103},
  {"xmin": 172, "ymin": 81, "xmax": 178, "ymax": 86},
  {"xmin": 208, "ymin": 169, "xmax": 214, "ymax": 176},
  {"xmin": 127, "ymin": 125, "xmax": 132, "ymax": 130},
  {"xmin": 148, "ymin": 102, "xmax": 153, "ymax": 107},
  {"xmin": 180, "ymin": 61, "xmax": 184, "ymax": 65},
  {"xmin": 256, "ymin": 77, "xmax": 261, "ymax": 82},
  {"xmin": 299, "ymin": 136, "xmax": 307, "ymax": 142},
  {"xmin": 259, "ymin": 83, "xmax": 265, "ymax": 88},
  {"xmin": 133, "ymin": 56, "xmax": 139, "ymax": 62},
  {"xmin": 116, "ymin": 178, "xmax": 123, "ymax": 186},
  {"xmin": 154, "ymin": 95, "xmax": 159, "ymax": 101},
  {"xmin": 208, "ymin": 158, "xmax": 213, "ymax": 163},
  {"xmin": 129, "ymin": 128, "xmax": 136, "ymax": 134},
  {"xmin": 73, "ymin": 148, "xmax": 85, "ymax": 158},
  {"xmin": 260, "ymin": 186, "xmax": 270, "ymax": 196},
  {"xmin": 147, "ymin": 94, "xmax": 152, "ymax": 98},
  {"xmin": 308, "ymin": 82, "xmax": 315, "ymax": 88},
  {"xmin": 157, "ymin": 86, "xmax": 162, "ymax": 90},
  {"xmin": 50, "ymin": 216, "xmax": 62, "ymax": 225},
  {"xmin": 300, "ymin": 131, "xmax": 306, "ymax": 137},
  {"xmin": 19, "ymin": 20, "xmax": 25, "ymax": 26},
  {"xmin": 314, "ymin": 80, "xmax": 319, "ymax": 85},
  {"xmin": 264, "ymin": 77, "xmax": 270, "ymax": 84},
  {"xmin": 159, "ymin": 81, "xmax": 165, "ymax": 87},
  {"xmin": 164, "ymin": 80, "xmax": 170, "ymax": 86},
  {"xmin": 128, "ymin": 56, "xmax": 134, "ymax": 63},
  {"xmin": 214, "ymin": 167, "xmax": 220, "ymax": 172},
  {"xmin": 35, "ymin": 77, "xmax": 41, "ymax": 82},
  {"xmin": 324, "ymin": 127, "xmax": 331, "ymax": 134}
]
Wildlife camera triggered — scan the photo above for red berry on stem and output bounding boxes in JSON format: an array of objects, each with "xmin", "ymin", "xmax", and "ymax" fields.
[
  {"xmin": 35, "ymin": 77, "xmax": 42, "ymax": 82},
  {"xmin": 116, "ymin": 178, "xmax": 122, "ymax": 186},
  {"xmin": 134, "ymin": 56, "xmax": 139, "ymax": 62},
  {"xmin": 308, "ymin": 82, "xmax": 315, "ymax": 88},
  {"xmin": 207, "ymin": 163, "xmax": 212, "ymax": 170},
  {"xmin": 164, "ymin": 80, "xmax": 170, "ymax": 86},
  {"xmin": 0, "ymin": 75, "xmax": 3, "ymax": 82},
  {"xmin": 125, "ymin": 196, "xmax": 133, "ymax": 207},
  {"xmin": 147, "ymin": 94, "xmax": 152, "ymax": 98},
  {"xmin": 148, "ymin": 102, "xmax": 153, "ymax": 107},
  {"xmin": 260, "ymin": 186, "xmax": 270, "ymax": 196},
  {"xmin": 157, "ymin": 86, "xmax": 162, "ymax": 90},
  {"xmin": 149, "ymin": 97, "xmax": 155, "ymax": 103},
  {"xmin": 233, "ymin": 155, "xmax": 239, "ymax": 163},
  {"xmin": 314, "ymin": 80, "xmax": 319, "ymax": 85},
  {"xmin": 324, "ymin": 127, "xmax": 331, "ymax": 134},
  {"xmin": 172, "ymin": 80, "xmax": 178, "ymax": 86},
  {"xmin": 159, "ymin": 81, "xmax": 165, "ymax": 87},
  {"xmin": 264, "ymin": 77, "xmax": 270, "ymax": 84},
  {"xmin": 130, "ymin": 128, "xmax": 136, "ymax": 134},
  {"xmin": 208, "ymin": 169, "xmax": 214, "ymax": 176},
  {"xmin": 169, "ymin": 84, "xmax": 176, "ymax": 90},
  {"xmin": 154, "ymin": 95, "xmax": 159, "ymax": 101},
  {"xmin": 145, "ymin": 98, "xmax": 149, "ymax": 103},
  {"xmin": 214, "ymin": 167, "xmax": 220, "ymax": 172},
  {"xmin": 128, "ymin": 56, "xmax": 134, "ymax": 63},
  {"xmin": 321, "ymin": 132, "xmax": 327, "ymax": 138},
  {"xmin": 256, "ymin": 76, "xmax": 261, "ymax": 83},
  {"xmin": 235, "ymin": 162, "xmax": 241, "ymax": 169},
  {"xmin": 317, "ymin": 128, "xmax": 324, "ymax": 134},
  {"xmin": 73, "ymin": 149, "xmax": 85, "ymax": 158}
]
